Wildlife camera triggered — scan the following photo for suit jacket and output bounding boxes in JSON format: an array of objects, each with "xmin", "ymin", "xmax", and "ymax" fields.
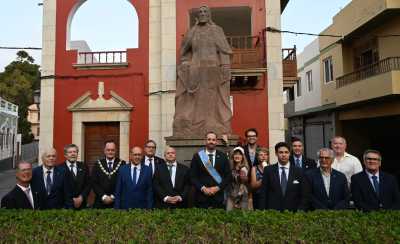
[
  {"xmin": 114, "ymin": 164, "xmax": 153, "ymax": 209},
  {"xmin": 244, "ymin": 145, "xmax": 259, "ymax": 166},
  {"xmin": 141, "ymin": 156, "xmax": 165, "ymax": 175},
  {"xmin": 351, "ymin": 171, "xmax": 400, "ymax": 211},
  {"xmin": 260, "ymin": 163, "xmax": 310, "ymax": 211},
  {"xmin": 306, "ymin": 168, "xmax": 350, "ymax": 210},
  {"xmin": 91, "ymin": 158, "xmax": 126, "ymax": 208},
  {"xmin": 31, "ymin": 166, "xmax": 73, "ymax": 209},
  {"xmin": 60, "ymin": 161, "xmax": 91, "ymax": 209},
  {"xmin": 289, "ymin": 155, "xmax": 317, "ymax": 171},
  {"xmin": 1, "ymin": 185, "xmax": 44, "ymax": 210},
  {"xmin": 153, "ymin": 161, "xmax": 191, "ymax": 208},
  {"xmin": 190, "ymin": 150, "xmax": 232, "ymax": 208}
]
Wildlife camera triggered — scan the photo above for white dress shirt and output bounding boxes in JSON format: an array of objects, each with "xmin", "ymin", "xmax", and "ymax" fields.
[
  {"xmin": 163, "ymin": 161, "xmax": 181, "ymax": 202},
  {"xmin": 66, "ymin": 160, "xmax": 77, "ymax": 176},
  {"xmin": 144, "ymin": 156, "xmax": 155, "ymax": 175},
  {"xmin": 294, "ymin": 155, "xmax": 303, "ymax": 168},
  {"xmin": 17, "ymin": 184, "xmax": 34, "ymax": 209},
  {"xmin": 131, "ymin": 163, "xmax": 141, "ymax": 184},
  {"xmin": 320, "ymin": 169, "xmax": 332, "ymax": 197},
  {"xmin": 332, "ymin": 152, "xmax": 363, "ymax": 185},
  {"xmin": 277, "ymin": 162, "xmax": 290, "ymax": 182},
  {"xmin": 205, "ymin": 149, "xmax": 216, "ymax": 166},
  {"xmin": 366, "ymin": 170, "xmax": 380, "ymax": 192},
  {"xmin": 42, "ymin": 166, "xmax": 54, "ymax": 189}
]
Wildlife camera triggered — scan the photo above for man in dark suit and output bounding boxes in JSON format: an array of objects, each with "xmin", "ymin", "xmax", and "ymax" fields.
[
  {"xmin": 141, "ymin": 140, "xmax": 165, "ymax": 176},
  {"xmin": 191, "ymin": 131, "xmax": 231, "ymax": 209},
  {"xmin": 306, "ymin": 148, "xmax": 350, "ymax": 210},
  {"xmin": 1, "ymin": 161, "xmax": 44, "ymax": 209},
  {"xmin": 153, "ymin": 146, "xmax": 191, "ymax": 208},
  {"xmin": 243, "ymin": 128, "xmax": 259, "ymax": 167},
  {"xmin": 114, "ymin": 146, "xmax": 153, "ymax": 209},
  {"xmin": 60, "ymin": 144, "xmax": 91, "ymax": 209},
  {"xmin": 351, "ymin": 149, "xmax": 400, "ymax": 211},
  {"xmin": 289, "ymin": 138, "xmax": 317, "ymax": 171},
  {"xmin": 91, "ymin": 140, "xmax": 126, "ymax": 208},
  {"xmin": 31, "ymin": 148, "xmax": 73, "ymax": 209},
  {"xmin": 260, "ymin": 142, "xmax": 310, "ymax": 211}
]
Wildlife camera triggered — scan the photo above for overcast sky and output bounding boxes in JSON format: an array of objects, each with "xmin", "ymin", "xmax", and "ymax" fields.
[{"xmin": 0, "ymin": 0, "xmax": 351, "ymax": 72}]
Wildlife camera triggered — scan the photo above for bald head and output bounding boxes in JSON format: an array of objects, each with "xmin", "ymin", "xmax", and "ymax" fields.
[
  {"xmin": 41, "ymin": 148, "xmax": 57, "ymax": 169},
  {"xmin": 130, "ymin": 146, "xmax": 143, "ymax": 165},
  {"xmin": 164, "ymin": 146, "xmax": 177, "ymax": 163}
]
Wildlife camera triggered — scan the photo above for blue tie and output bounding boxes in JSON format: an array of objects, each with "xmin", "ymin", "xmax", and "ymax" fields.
[
  {"xmin": 372, "ymin": 175, "xmax": 379, "ymax": 196},
  {"xmin": 46, "ymin": 170, "xmax": 52, "ymax": 195},
  {"xmin": 132, "ymin": 166, "xmax": 137, "ymax": 186},
  {"xmin": 280, "ymin": 167, "xmax": 287, "ymax": 195},
  {"xmin": 295, "ymin": 158, "xmax": 301, "ymax": 168}
]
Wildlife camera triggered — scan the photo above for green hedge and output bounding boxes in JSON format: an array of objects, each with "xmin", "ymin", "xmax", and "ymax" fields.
[{"xmin": 1, "ymin": 209, "xmax": 399, "ymax": 243}]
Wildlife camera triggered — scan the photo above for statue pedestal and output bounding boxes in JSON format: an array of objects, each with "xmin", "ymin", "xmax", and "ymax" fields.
[{"xmin": 165, "ymin": 135, "xmax": 240, "ymax": 166}]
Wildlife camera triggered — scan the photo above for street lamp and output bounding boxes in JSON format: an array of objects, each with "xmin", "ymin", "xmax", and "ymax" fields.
[{"xmin": 33, "ymin": 89, "xmax": 41, "ymax": 107}]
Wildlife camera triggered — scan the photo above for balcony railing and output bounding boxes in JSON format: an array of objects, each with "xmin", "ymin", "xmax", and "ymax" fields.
[
  {"xmin": 282, "ymin": 46, "xmax": 298, "ymax": 88},
  {"xmin": 227, "ymin": 35, "xmax": 266, "ymax": 69},
  {"xmin": 336, "ymin": 57, "xmax": 400, "ymax": 88},
  {"xmin": 76, "ymin": 51, "xmax": 127, "ymax": 65}
]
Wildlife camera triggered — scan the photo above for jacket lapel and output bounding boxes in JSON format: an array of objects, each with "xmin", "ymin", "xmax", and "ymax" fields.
[
  {"xmin": 328, "ymin": 171, "xmax": 336, "ymax": 199},
  {"xmin": 362, "ymin": 171, "xmax": 379, "ymax": 199},
  {"xmin": 317, "ymin": 171, "xmax": 329, "ymax": 199},
  {"xmin": 378, "ymin": 172, "xmax": 384, "ymax": 201},
  {"xmin": 285, "ymin": 166, "xmax": 295, "ymax": 195},
  {"xmin": 273, "ymin": 164, "xmax": 284, "ymax": 197},
  {"xmin": 15, "ymin": 186, "xmax": 33, "ymax": 209}
]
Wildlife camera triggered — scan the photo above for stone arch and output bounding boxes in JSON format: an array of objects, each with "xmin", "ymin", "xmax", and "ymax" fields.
[{"xmin": 66, "ymin": 0, "xmax": 139, "ymax": 51}]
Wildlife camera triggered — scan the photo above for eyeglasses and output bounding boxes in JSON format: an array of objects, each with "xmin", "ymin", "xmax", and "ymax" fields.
[
  {"xmin": 366, "ymin": 157, "xmax": 380, "ymax": 161},
  {"xmin": 319, "ymin": 156, "xmax": 331, "ymax": 160}
]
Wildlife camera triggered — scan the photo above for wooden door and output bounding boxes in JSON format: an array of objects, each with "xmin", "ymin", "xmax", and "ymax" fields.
[{"xmin": 84, "ymin": 122, "xmax": 120, "ymax": 170}]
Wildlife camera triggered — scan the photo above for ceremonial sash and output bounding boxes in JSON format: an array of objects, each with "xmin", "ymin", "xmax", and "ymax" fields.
[{"xmin": 198, "ymin": 150, "xmax": 222, "ymax": 184}]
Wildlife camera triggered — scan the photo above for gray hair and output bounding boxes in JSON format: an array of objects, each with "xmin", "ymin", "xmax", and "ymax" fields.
[
  {"xmin": 363, "ymin": 149, "xmax": 382, "ymax": 161},
  {"xmin": 164, "ymin": 146, "xmax": 176, "ymax": 156},
  {"xmin": 41, "ymin": 148, "xmax": 57, "ymax": 161},
  {"xmin": 317, "ymin": 148, "xmax": 334, "ymax": 159},
  {"xmin": 64, "ymin": 144, "xmax": 79, "ymax": 155}
]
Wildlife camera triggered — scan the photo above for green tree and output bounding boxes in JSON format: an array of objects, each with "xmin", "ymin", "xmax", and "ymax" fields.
[{"xmin": 0, "ymin": 51, "xmax": 41, "ymax": 144}]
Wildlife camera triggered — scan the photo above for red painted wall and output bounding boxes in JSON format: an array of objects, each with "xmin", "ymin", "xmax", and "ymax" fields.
[
  {"xmin": 176, "ymin": 0, "xmax": 269, "ymax": 147},
  {"xmin": 53, "ymin": 0, "xmax": 149, "ymax": 161}
]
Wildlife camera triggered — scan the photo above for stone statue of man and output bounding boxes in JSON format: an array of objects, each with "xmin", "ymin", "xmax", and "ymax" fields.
[{"xmin": 173, "ymin": 6, "xmax": 233, "ymax": 138}]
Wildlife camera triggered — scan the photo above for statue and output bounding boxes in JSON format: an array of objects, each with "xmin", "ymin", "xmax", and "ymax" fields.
[{"xmin": 173, "ymin": 6, "xmax": 233, "ymax": 138}]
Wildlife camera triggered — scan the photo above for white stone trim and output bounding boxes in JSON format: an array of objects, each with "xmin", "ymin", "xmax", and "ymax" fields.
[
  {"xmin": 266, "ymin": 0, "xmax": 285, "ymax": 163},
  {"xmin": 39, "ymin": 0, "xmax": 57, "ymax": 160}
]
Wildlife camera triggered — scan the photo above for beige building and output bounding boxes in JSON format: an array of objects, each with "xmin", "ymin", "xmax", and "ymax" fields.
[
  {"xmin": 286, "ymin": 0, "xmax": 400, "ymax": 175},
  {"xmin": 27, "ymin": 104, "xmax": 40, "ymax": 140}
]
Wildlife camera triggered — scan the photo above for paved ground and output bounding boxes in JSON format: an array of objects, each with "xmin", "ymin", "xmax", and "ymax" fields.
[{"xmin": 0, "ymin": 168, "xmax": 17, "ymax": 200}]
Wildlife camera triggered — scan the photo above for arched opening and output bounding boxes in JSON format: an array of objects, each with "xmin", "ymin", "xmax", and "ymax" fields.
[{"xmin": 66, "ymin": 0, "xmax": 139, "ymax": 64}]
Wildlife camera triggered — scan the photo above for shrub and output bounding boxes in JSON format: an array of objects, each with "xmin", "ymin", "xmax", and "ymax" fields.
[{"xmin": 0, "ymin": 209, "xmax": 399, "ymax": 243}]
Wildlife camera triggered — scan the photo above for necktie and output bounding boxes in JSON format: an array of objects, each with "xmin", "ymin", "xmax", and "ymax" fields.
[
  {"xmin": 70, "ymin": 162, "xmax": 76, "ymax": 177},
  {"xmin": 24, "ymin": 187, "xmax": 34, "ymax": 209},
  {"xmin": 280, "ymin": 167, "xmax": 287, "ymax": 195},
  {"xmin": 295, "ymin": 158, "xmax": 301, "ymax": 168},
  {"xmin": 108, "ymin": 161, "xmax": 113, "ymax": 172},
  {"xmin": 167, "ymin": 163, "xmax": 173, "ymax": 176},
  {"xmin": 372, "ymin": 175, "xmax": 379, "ymax": 196},
  {"xmin": 132, "ymin": 166, "xmax": 137, "ymax": 186},
  {"xmin": 208, "ymin": 154, "xmax": 214, "ymax": 166},
  {"xmin": 149, "ymin": 158, "xmax": 154, "ymax": 174},
  {"xmin": 46, "ymin": 170, "xmax": 52, "ymax": 195}
]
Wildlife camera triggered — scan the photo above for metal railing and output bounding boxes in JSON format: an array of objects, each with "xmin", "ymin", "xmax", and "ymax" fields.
[
  {"xmin": 336, "ymin": 57, "xmax": 400, "ymax": 88},
  {"xmin": 77, "ymin": 51, "xmax": 127, "ymax": 65}
]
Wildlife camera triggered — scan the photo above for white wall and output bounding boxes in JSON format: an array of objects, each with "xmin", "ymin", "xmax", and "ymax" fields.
[{"xmin": 294, "ymin": 38, "xmax": 322, "ymax": 112}]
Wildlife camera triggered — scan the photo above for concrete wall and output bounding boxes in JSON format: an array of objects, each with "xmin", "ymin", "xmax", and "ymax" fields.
[{"xmin": 295, "ymin": 38, "xmax": 322, "ymax": 112}]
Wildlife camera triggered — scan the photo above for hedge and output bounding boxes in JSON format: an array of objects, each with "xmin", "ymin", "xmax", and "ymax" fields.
[{"xmin": 0, "ymin": 209, "xmax": 399, "ymax": 243}]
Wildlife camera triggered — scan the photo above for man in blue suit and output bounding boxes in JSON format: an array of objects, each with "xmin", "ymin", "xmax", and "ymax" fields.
[
  {"xmin": 306, "ymin": 148, "xmax": 350, "ymax": 210},
  {"xmin": 31, "ymin": 148, "xmax": 73, "ymax": 209},
  {"xmin": 351, "ymin": 149, "xmax": 400, "ymax": 211},
  {"xmin": 114, "ymin": 146, "xmax": 153, "ymax": 209}
]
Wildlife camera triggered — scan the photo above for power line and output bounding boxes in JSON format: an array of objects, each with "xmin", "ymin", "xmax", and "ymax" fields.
[
  {"xmin": 265, "ymin": 27, "xmax": 400, "ymax": 38},
  {"xmin": 0, "ymin": 46, "xmax": 42, "ymax": 50}
]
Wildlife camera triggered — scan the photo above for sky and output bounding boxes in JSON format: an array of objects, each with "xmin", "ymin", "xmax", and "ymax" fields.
[{"xmin": 0, "ymin": 0, "xmax": 351, "ymax": 72}]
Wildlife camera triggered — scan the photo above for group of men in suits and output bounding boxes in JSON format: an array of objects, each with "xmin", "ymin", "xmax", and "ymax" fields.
[{"xmin": 2, "ymin": 131, "xmax": 399, "ymax": 212}]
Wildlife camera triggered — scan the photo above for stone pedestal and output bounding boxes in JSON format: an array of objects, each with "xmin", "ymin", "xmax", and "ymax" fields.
[{"xmin": 165, "ymin": 135, "xmax": 240, "ymax": 166}]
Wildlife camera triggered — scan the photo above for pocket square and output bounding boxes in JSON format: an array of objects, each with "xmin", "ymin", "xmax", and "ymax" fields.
[{"xmin": 293, "ymin": 180, "xmax": 300, "ymax": 184}]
